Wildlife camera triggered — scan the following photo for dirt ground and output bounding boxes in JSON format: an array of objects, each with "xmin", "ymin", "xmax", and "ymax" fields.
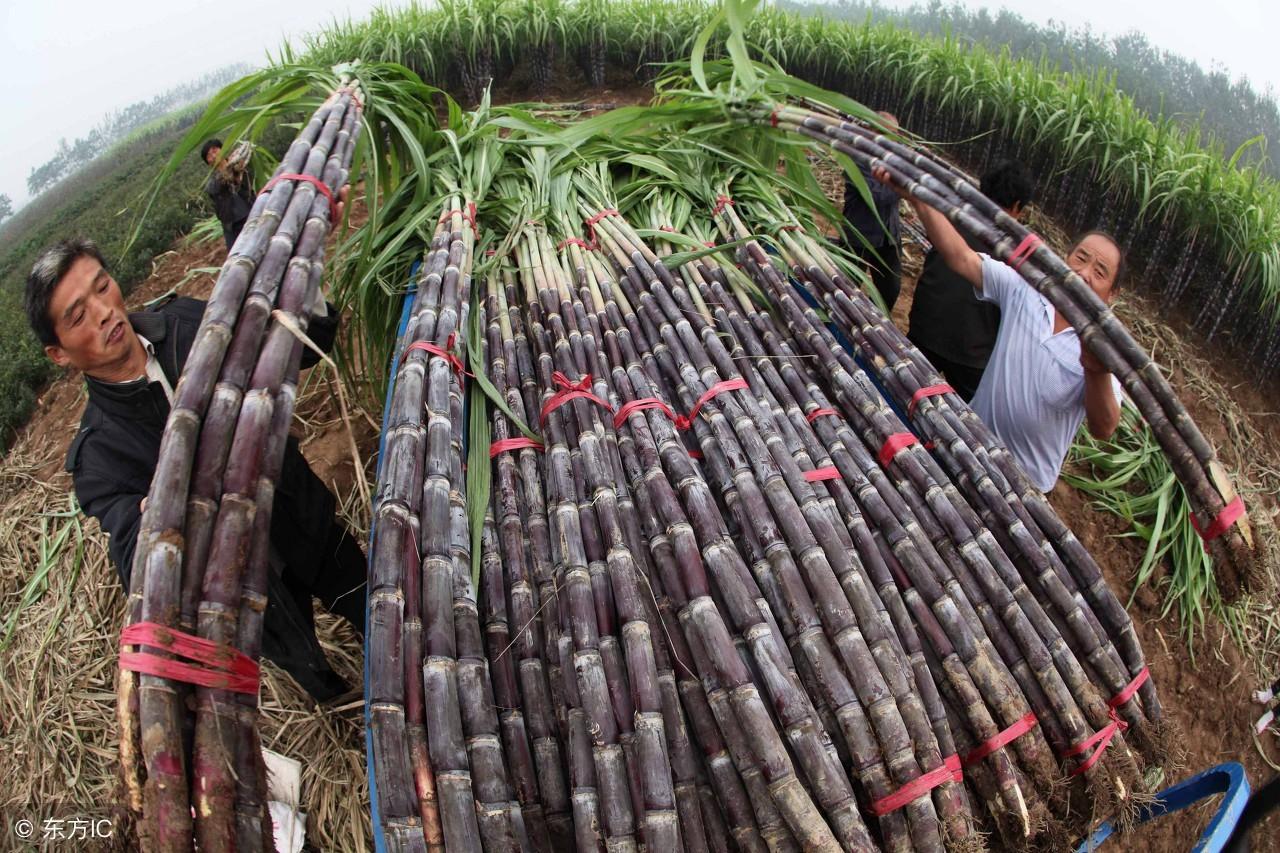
[{"xmin": 2, "ymin": 80, "xmax": 1278, "ymax": 851}]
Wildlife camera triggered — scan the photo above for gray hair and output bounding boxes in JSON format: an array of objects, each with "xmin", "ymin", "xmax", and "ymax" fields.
[{"xmin": 25, "ymin": 237, "xmax": 107, "ymax": 346}]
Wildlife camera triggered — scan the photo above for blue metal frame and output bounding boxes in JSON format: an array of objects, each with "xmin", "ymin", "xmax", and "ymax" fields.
[
  {"xmin": 1075, "ymin": 762, "xmax": 1251, "ymax": 852},
  {"xmin": 366, "ymin": 264, "xmax": 420, "ymax": 853}
]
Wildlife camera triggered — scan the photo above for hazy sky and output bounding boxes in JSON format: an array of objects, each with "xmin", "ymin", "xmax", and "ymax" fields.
[{"xmin": 2, "ymin": 0, "xmax": 1277, "ymax": 211}]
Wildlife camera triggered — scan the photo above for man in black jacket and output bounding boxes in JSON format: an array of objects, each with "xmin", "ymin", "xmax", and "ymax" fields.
[
  {"xmin": 201, "ymin": 139, "xmax": 255, "ymax": 250},
  {"xmin": 25, "ymin": 237, "xmax": 366, "ymax": 702}
]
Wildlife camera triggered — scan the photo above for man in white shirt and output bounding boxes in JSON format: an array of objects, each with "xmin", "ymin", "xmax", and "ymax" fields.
[{"xmin": 872, "ymin": 166, "xmax": 1122, "ymax": 492}]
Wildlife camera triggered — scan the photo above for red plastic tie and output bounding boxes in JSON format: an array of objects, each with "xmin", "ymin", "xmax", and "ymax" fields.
[
  {"xmin": 805, "ymin": 407, "xmax": 841, "ymax": 424},
  {"xmin": 713, "ymin": 195, "xmax": 735, "ymax": 216},
  {"xmin": 1190, "ymin": 496, "xmax": 1245, "ymax": 542},
  {"xmin": 878, "ymin": 432, "xmax": 919, "ymax": 468},
  {"xmin": 659, "ymin": 225, "xmax": 676, "ymax": 233},
  {"xmin": 119, "ymin": 621, "xmax": 259, "ymax": 695},
  {"xmin": 540, "ymin": 372, "xmax": 614, "ymax": 427},
  {"xmin": 674, "ymin": 378, "xmax": 748, "ymax": 430},
  {"xmin": 869, "ymin": 756, "xmax": 964, "ymax": 816},
  {"xmin": 402, "ymin": 334, "xmax": 465, "ymax": 380},
  {"xmin": 614, "ymin": 397, "xmax": 677, "ymax": 430},
  {"xmin": 703, "ymin": 241, "xmax": 717, "ymax": 249},
  {"xmin": 558, "ymin": 237, "xmax": 594, "ymax": 252},
  {"xmin": 688, "ymin": 449, "xmax": 704, "ymax": 460},
  {"xmin": 963, "ymin": 712, "xmax": 1038, "ymax": 767},
  {"xmin": 489, "ymin": 437, "xmax": 545, "ymax": 458},
  {"xmin": 1062, "ymin": 667, "xmax": 1150, "ymax": 776},
  {"xmin": 769, "ymin": 106, "xmax": 781, "ymax": 128},
  {"xmin": 584, "ymin": 208, "xmax": 618, "ymax": 248},
  {"xmin": 803, "ymin": 466, "xmax": 841, "ymax": 483},
  {"xmin": 258, "ymin": 173, "xmax": 338, "ymax": 223},
  {"xmin": 907, "ymin": 383, "xmax": 955, "ymax": 418},
  {"xmin": 439, "ymin": 209, "xmax": 455, "ymax": 226},
  {"xmin": 1008, "ymin": 233, "xmax": 1042, "ymax": 272},
  {"xmin": 780, "ymin": 223, "xmax": 802, "ymax": 232}
]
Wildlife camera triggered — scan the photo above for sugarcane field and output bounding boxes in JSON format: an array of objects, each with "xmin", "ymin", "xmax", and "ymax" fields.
[{"xmin": 2, "ymin": 0, "xmax": 1280, "ymax": 850}]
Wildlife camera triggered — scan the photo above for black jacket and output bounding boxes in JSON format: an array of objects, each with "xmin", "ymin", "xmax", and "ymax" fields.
[
  {"xmin": 66, "ymin": 296, "xmax": 339, "ymax": 592},
  {"xmin": 205, "ymin": 166, "xmax": 255, "ymax": 229},
  {"xmin": 843, "ymin": 165, "xmax": 901, "ymax": 249}
]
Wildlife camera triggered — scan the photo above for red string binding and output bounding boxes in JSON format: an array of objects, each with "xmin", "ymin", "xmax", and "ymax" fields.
[
  {"xmin": 258, "ymin": 173, "xmax": 338, "ymax": 223},
  {"xmin": 805, "ymin": 407, "xmax": 840, "ymax": 424},
  {"xmin": 963, "ymin": 712, "xmax": 1038, "ymax": 767},
  {"xmin": 583, "ymin": 209, "xmax": 619, "ymax": 249},
  {"xmin": 119, "ymin": 621, "xmax": 259, "ymax": 695},
  {"xmin": 878, "ymin": 432, "xmax": 919, "ymax": 468},
  {"xmin": 465, "ymin": 201, "xmax": 478, "ymax": 234},
  {"xmin": 490, "ymin": 437, "xmax": 544, "ymax": 458},
  {"xmin": 540, "ymin": 372, "xmax": 614, "ymax": 427},
  {"xmin": 674, "ymin": 378, "xmax": 748, "ymax": 430},
  {"xmin": 1190, "ymin": 496, "xmax": 1245, "ymax": 542},
  {"xmin": 769, "ymin": 106, "xmax": 781, "ymax": 128},
  {"xmin": 713, "ymin": 195, "xmax": 735, "ymax": 216},
  {"xmin": 658, "ymin": 225, "xmax": 676, "ymax": 233},
  {"xmin": 1008, "ymin": 233, "xmax": 1042, "ymax": 272},
  {"xmin": 1062, "ymin": 667, "xmax": 1150, "ymax": 776},
  {"xmin": 558, "ymin": 237, "xmax": 593, "ymax": 252},
  {"xmin": 614, "ymin": 397, "xmax": 677, "ymax": 430},
  {"xmin": 869, "ymin": 756, "xmax": 963, "ymax": 816},
  {"xmin": 687, "ymin": 449, "xmax": 704, "ymax": 460},
  {"xmin": 908, "ymin": 383, "xmax": 955, "ymax": 418},
  {"xmin": 402, "ymin": 335, "xmax": 464, "ymax": 379},
  {"xmin": 803, "ymin": 466, "xmax": 841, "ymax": 483}
]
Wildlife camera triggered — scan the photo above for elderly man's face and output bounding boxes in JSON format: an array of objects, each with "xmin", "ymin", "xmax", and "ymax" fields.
[
  {"xmin": 1066, "ymin": 233, "xmax": 1121, "ymax": 304},
  {"xmin": 44, "ymin": 255, "xmax": 136, "ymax": 376}
]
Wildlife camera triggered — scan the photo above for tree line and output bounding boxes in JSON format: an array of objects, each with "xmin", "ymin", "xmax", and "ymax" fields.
[
  {"xmin": 782, "ymin": 0, "xmax": 1278, "ymax": 178},
  {"xmin": 24, "ymin": 63, "xmax": 253, "ymax": 198}
]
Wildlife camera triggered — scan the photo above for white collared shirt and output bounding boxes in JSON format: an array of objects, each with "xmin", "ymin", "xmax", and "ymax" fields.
[
  {"xmin": 969, "ymin": 256, "xmax": 1122, "ymax": 492},
  {"xmin": 136, "ymin": 333, "xmax": 174, "ymax": 404}
]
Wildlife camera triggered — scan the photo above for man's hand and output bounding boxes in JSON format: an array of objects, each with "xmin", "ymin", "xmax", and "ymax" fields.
[
  {"xmin": 870, "ymin": 165, "xmax": 912, "ymax": 203},
  {"xmin": 139, "ymin": 497, "xmax": 147, "ymax": 514},
  {"xmin": 1081, "ymin": 341, "xmax": 1121, "ymax": 439},
  {"xmin": 1080, "ymin": 341, "xmax": 1108, "ymax": 375}
]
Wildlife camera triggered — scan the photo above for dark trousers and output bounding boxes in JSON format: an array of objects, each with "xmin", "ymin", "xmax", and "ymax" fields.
[
  {"xmin": 912, "ymin": 341, "xmax": 988, "ymax": 403},
  {"xmin": 261, "ymin": 520, "xmax": 367, "ymax": 701},
  {"xmin": 854, "ymin": 241, "xmax": 902, "ymax": 312},
  {"xmin": 222, "ymin": 217, "xmax": 248, "ymax": 250}
]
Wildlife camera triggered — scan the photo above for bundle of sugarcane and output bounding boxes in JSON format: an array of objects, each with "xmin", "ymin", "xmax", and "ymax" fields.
[
  {"xmin": 747, "ymin": 101, "xmax": 1256, "ymax": 599},
  {"xmin": 578, "ymin": 182, "xmax": 1168, "ymax": 844},
  {"xmin": 116, "ymin": 83, "xmax": 362, "ymax": 851},
  {"xmin": 357, "ymin": 131, "xmax": 1186, "ymax": 850}
]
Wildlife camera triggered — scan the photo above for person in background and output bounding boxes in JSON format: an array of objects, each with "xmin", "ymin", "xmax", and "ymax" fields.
[
  {"xmin": 842, "ymin": 111, "xmax": 904, "ymax": 311},
  {"xmin": 24, "ymin": 235, "xmax": 365, "ymax": 703},
  {"xmin": 201, "ymin": 138, "xmax": 255, "ymax": 250},
  {"xmin": 907, "ymin": 159, "xmax": 1035, "ymax": 401},
  {"xmin": 873, "ymin": 165, "xmax": 1123, "ymax": 493}
]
